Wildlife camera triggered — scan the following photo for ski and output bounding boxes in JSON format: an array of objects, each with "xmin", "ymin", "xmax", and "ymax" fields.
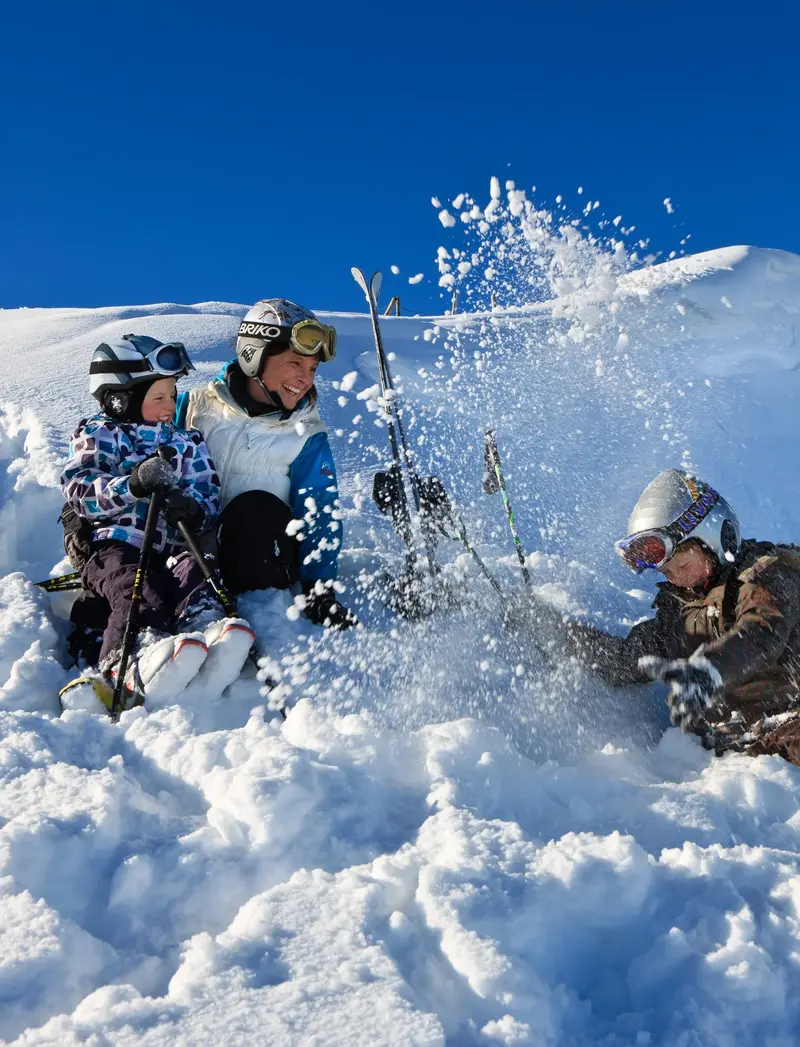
[{"xmin": 352, "ymin": 267, "xmax": 442, "ymax": 612}]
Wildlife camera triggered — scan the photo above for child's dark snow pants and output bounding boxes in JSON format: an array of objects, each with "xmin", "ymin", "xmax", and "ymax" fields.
[{"xmin": 81, "ymin": 540, "xmax": 210, "ymax": 664}]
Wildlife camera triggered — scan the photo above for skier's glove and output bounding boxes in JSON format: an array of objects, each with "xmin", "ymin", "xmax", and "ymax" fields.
[
  {"xmin": 639, "ymin": 653, "xmax": 724, "ymax": 731},
  {"xmin": 163, "ymin": 489, "xmax": 205, "ymax": 530},
  {"xmin": 129, "ymin": 455, "xmax": 175, "ymax": 497},
  {"xmin": 301, "ymin": 580, "xmax": 358, "ymax": 630}
]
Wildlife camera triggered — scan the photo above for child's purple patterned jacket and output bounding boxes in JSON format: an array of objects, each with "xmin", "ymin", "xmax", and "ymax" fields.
[{"xmin": 61, "ymin": 414, "xmax": 221, "ymax": 554}]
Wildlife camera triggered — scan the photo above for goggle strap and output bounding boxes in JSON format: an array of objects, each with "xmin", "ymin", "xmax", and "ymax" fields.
[
  {"xmin": 238, "ymin": 318, "xmax": 336, "ymax": 361},
  {"xmin": 90, "ymin": 360, "xmax": 151, "ymax": 375}
]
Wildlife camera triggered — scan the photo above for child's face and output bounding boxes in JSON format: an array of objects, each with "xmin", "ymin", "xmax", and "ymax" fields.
[{"xmin": 141, "ymin": 377, "xmax": 177, "ymax": 423}]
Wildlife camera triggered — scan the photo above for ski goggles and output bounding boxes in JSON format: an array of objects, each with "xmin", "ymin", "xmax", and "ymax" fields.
[
  {"xmin": 139, "ymin": 341, "xmax": 194, "ymax": 375},
  {"xmin": 90, "ymin": 341, "xmax": 194, "ymax": 380},
  {"xmin": 615, "ymin": 528, "xmax": 682, "ymax": 573},
  {"xmin": 237, "ymin": 319, "xmax": 337, "ymax": 362}
]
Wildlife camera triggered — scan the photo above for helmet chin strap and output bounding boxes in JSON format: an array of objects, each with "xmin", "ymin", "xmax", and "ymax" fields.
[{"xmin": 255, "ymin": 377, "xmax": 286, "ymax": 410}]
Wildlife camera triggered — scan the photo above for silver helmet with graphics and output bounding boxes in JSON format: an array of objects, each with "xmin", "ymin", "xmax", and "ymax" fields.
[{"xmin": 616, "ymin": 469, "xmax": 741, "ymax": 573}]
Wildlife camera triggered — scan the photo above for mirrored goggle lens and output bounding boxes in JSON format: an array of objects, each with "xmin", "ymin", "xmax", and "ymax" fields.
[
  {"xmin": 293, "ymin": 322, "xmax": 336, "ymax": 361},
  {"xmin": 153, "ymin": 343, "xmax": 193, "ymax": 372},
  {"xmin": 616, "ymin": 532, "xmax": 670, "ymax": 571}
]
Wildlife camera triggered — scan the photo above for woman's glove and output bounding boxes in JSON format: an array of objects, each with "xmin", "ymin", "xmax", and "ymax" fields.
[
  {"xmin": 301, "ymin": 580, "xmax": 358, "ymax": 629},
  {"xmin": 639, "ymin": 653, "xmax": 723, "ymax": 731}
]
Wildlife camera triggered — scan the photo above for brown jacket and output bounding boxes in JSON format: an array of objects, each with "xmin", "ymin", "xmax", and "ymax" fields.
[{"xmin": 554, "ymin": 540, "xmax": 800, "ymax": 728}]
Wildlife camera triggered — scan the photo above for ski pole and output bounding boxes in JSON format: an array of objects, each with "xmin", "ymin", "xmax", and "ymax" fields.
[
  {"xmin": 445, "ymin": 518, "xmax": 504, "ymax": 598},
  {"xmin": 175, "ymin": 521, "xmax": 237, "ymax": 616},
  {"xmin": 111, "ymin": 482, "xmax": 167, "ymax": 719},
  {"xmin": 449, "ymin": 520, "xmax": 504, "ymax": 599},
  {"xmin": 484, "ymin": 429, "xmax": 531, "ymax": 585},
  {"xmin": 352, "ymin": 269, "xmax": 414, "ymax": 550},
  {"xmin": 35, "ymin": 571, "xmax": 83, "ymax": 592},
  {"xmin": 418, "ymin": 476, "xmax": 504, "ymax": 599}
]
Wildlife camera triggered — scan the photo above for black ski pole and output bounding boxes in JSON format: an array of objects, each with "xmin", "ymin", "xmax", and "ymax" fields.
[
  {"xmin": 175, "ymin": 521, "xmax": 237, "ymax": 616},
  {"xmin": 110, "ymin": 480, "xmax": 167, "ymax": 719},
  {"xmin": 484, "ymin": 429, "xmax": 531, "ymax": 585},
  {"xmin": 352, "ymin": 269, "xmax": 415, "ymax": 551},
  {"xmin": 361, "ymin": 278, "xmax": 426, "ymax": 518},
  {"xmin": 419, "ymin": 476, "xmax": 504, "ymax": 599}
]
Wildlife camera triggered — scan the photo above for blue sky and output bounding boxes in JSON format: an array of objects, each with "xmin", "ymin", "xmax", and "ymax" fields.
[{"xmin": 1, "ymin": 0, "xmax": 797, "ymax": 315}]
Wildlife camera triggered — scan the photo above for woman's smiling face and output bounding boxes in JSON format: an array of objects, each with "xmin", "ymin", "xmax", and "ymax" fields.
[{"xmin": 258, "ymin": 349, "xmax": 319, "ymax": 409}]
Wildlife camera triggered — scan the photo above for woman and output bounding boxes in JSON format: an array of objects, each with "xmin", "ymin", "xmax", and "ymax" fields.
[{"xmin": 176, "ymin": 299, "xmax": 356, "ymax": 629}]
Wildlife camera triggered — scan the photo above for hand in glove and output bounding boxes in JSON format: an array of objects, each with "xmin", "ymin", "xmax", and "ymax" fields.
[
  {"xmin": 301, "ymin": 580, "xmax": 358, "ymax": 630},
  {"xmin": 129, "ymin": 454, "xmax": 176, "ymax": 497},
  {"xmin": 639, "ymin": 653, "xmax": 724, "ymax": 731},
  {"xmin": 162, "ymin": 489, "xmax": 204, "ymax": 530},
  {"xmin": 502, "ymin": 590, "xmax": 540, "ymax": 634}
]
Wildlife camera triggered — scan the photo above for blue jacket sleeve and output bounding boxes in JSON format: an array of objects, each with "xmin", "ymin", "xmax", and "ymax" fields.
[
  {"xmin": 288, "ymin": 432, "xmax": 342, "ymax": 582},
  {"xmin": 173, "ymin": 391, "xmax": 191, "ymax": 429}
]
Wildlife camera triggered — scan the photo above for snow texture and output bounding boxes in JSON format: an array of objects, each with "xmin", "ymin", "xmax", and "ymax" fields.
[{"xmin": 2, "ymin": 196, "xmax": 800, "ymax": 1043}]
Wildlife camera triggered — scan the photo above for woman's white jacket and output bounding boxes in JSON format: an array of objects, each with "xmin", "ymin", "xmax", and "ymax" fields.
[{"xmin": 176, "ymin": 365, "xmax": 341, "ymax": 581}]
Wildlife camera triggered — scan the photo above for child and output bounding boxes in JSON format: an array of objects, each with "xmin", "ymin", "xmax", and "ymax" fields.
[{"xmin": 59, "ymin": 333, "xmax": 254, "ymax": 712}]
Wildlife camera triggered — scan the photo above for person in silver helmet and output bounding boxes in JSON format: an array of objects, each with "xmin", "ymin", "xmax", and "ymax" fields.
[
  {"xmin": 174, "ymin": 299, "xmax": 357, "ymax": 630},
  {"xmin": 518, "ymin": 469, "xmax": 800, "ymax": 764}
]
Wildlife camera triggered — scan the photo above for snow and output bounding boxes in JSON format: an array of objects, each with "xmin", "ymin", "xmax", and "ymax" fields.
[{"xmin": 3, "ymin": 210, "xmax": 800, "ymax": 1042}]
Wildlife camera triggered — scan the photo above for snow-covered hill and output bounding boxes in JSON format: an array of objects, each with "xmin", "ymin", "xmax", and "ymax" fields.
[{"xmin": 2, "ymin": 235, "xmax": 800, "ymax": 1045}]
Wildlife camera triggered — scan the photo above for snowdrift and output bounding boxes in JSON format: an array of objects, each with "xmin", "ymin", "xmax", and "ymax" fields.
[{"xmin": 1, "ymin": 240, "xmax": 800, "ymax": 1044}]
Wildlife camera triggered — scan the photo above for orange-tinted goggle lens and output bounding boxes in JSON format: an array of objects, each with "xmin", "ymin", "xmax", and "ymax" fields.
[{"xmin": 616, "ymin": 531, "xmax": 671, "ymax": 572}]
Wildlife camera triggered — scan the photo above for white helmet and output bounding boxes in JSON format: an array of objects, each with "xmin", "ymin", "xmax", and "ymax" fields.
[{"xmin": 236, "ymin": 299, "xmax": 336, "ymax": 378}]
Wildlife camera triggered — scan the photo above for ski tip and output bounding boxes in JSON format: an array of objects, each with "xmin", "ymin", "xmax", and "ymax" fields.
[
  {"xmin": 370, "ymin": 271, "xmax": 382, "ymax": 302},
  {"xmin": 351, "ymin": 267, "xmax": 368, "ymax": 291}
]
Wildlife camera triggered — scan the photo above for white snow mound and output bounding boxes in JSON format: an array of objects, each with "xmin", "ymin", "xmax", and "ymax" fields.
[{"xmin": 2, "ymin": 243, "xmax": 800, "ymax": 1043}]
